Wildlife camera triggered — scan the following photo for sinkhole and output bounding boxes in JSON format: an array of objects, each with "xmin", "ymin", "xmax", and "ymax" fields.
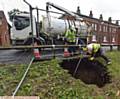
[{"xmin": 59, "ymin": 57, "xmax": 111, "ymax": 88}]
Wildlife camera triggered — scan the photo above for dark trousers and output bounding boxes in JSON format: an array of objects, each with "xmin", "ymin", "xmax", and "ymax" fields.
[
  {"xmin": 94, "ymin": 48, "xmax": 110, "ymax": 63},
  {"xmin": 67, "ymin": 42, "xmax": 76, "ymax": 54}
]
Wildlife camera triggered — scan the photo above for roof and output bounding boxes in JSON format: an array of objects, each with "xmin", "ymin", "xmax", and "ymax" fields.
[{"xmin": 60, "ymin": 12, "xmax": 119, "ymax": 26}]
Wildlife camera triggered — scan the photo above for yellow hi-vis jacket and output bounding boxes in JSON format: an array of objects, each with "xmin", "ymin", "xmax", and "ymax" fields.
[
  {"xmin": 87, "ymin": 43, "xmax": 101, "ymax": 53},
  {"xmin": 65, "ymin": 29, "xmax": 76, "ymax": 43}
]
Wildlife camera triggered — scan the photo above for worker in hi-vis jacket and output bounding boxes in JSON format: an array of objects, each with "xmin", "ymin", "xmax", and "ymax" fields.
[
  {"xmin": 65, "ymin": 26, "xmax": 76, "ymax": 55},
  {"xmin": 83, "ymin": 43, "xmax": 111, "ymax": 65}
]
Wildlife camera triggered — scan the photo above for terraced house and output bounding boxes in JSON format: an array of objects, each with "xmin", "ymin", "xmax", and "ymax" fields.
[
  {"xmin": 82, "ymin": 10, "xmax": 120, "ymax": 45},
  {"xmin": 62, "ymin": 7, "xmax": 120, "ymax": 45}
]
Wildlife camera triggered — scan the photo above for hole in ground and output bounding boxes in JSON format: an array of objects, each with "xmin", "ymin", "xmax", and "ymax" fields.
[{"xmin": 59, "ymin": 57, "xmax": 111, "ymax": 88}]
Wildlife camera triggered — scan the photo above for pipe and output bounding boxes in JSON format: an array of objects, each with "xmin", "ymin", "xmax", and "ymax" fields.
[{"xmin": 12, "ymin": 57, "xmax": 34, "ymax": 96}]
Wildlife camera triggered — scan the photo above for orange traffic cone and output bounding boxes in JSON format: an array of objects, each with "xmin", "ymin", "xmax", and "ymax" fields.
[
  {"xmin": 64, "ymin": 47, "xmax": 70, "ymax": 57},
  {"xmin": 33, "ymin": 42, "xmax": 41, "ymax": 59}
]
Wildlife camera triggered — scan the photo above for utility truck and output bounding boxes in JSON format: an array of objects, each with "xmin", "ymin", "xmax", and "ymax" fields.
[{"xmin": 10, "ymin": 2, "xmax": 92, "ymax": 46}]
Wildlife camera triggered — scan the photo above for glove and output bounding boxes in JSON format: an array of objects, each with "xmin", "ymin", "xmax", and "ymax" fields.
[
  {"xmin": 82, "ymin": 47, "xmax": 87, "ymax": 51},
  {"xmin": 89, "ymin": 57, "xmax": 94, "ymax": 61}
]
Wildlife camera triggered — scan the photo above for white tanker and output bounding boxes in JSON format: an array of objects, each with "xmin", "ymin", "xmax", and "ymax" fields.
[
  {"xmin": 11, "ymin": 2, "xmax": 92, "ymax": 45},
  {"xmin": 10, "ymin": 13, "xmax": 91, "ymax": 45},
  {"xmin": 42, "ymin": 16, "xmax": 88, "ymax": 36}
]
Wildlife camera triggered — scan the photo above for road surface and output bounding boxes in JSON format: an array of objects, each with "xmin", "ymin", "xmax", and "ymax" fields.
[
  {"xmin": 0, "ymin": 50, "xmax": 32, "ymax": 64},
  {"xmin": 0, "ymin": 48, "xmax": 64, "ymax": 64},
  {"xmin": 0, "ymin": 46, "xmax": 117, "ymax": 64}
]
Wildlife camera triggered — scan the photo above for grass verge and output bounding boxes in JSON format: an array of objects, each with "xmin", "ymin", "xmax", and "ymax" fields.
[{"xmin": 0, "ymin": 51, "xmax": 120, "ymax": 99}]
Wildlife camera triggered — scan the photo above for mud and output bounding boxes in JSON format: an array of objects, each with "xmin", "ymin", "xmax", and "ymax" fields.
[{"xmin": 59, "ymin": 57, "xmax": 111, "ymax": 88}]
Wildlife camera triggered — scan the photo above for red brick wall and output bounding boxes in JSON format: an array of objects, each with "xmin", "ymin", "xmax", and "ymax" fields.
[
  {"xmin": 61, "ymin": 14, "xmax": 120, "ymax": 45},
  {"xmin": 0, "ymin": 11, "xmax": 10, "ymax": 47},
  {"xmin": 83, "ymin": 17, "xmax": 119, "ymax": 45},
  {"xmin": 117, "ymin": 28, "xmax": 120, "ymax": 45}
]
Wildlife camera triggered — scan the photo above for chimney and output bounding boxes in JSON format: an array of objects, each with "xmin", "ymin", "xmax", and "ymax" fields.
[
  {"xmin": 99, "ymin": 14, "xmax": 103, "ymax": 20},
  {"xmin": 76, "ymin": 6, "xmax": 81, "ymax": 15},
  {"xmin": 108, "ymin": 17, "xmax": 112, "ymax": 23},
  {"xmin": 89, "ymin": 10, "xmax": 93, "ymax": 18},
  {"xmin": 116, "ymin": 20, "xmax": 119, "ymax": 25}
]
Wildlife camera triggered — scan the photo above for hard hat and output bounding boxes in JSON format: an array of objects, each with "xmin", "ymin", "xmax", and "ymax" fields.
[{"xmin": 87, "ymin": 44, "xmax": 93, "ymax": 52}]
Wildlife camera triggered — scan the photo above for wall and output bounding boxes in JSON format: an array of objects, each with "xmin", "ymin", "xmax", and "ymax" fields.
[{"xmin": 0, "ymin": 11, "xmax": 10, "ymax": 47}]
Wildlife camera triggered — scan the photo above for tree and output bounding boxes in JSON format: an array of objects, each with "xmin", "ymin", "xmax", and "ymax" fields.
[{"xmin": 8, "ymin": 9, "xmax": 20, "ymax": 22}]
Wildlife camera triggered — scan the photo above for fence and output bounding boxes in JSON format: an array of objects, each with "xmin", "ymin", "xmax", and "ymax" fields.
[
  {"xmin": 101, "ymin": 44, "xmax": 120, "ymax": 51},
  {"xmin": 0, "ymin": 44, "xmax": 119, "ymax": 50}
]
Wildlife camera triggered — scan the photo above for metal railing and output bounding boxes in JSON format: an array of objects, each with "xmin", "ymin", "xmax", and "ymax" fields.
[{"xmin": 0, "ymin": 44, "xmax": 119, "ymax": 51}]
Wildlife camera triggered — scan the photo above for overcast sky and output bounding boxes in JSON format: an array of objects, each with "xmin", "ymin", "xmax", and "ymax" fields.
[{"xmin": 0, "ymin": 0, "xmax": 120, "ymax": 23}]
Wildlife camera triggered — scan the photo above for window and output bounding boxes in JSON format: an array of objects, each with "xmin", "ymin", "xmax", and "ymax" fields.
[
  {"xmin": 14, "ymin": 16, "xmax": 30, "ymax": 30},
  {"xmin": 92, "ymin": 35, "xmax": 97, "ymax": 42},
  {"xmin": 94, "ymin": 24, "xmax": 97, "ymax": 31},
  {"xmin": 103, "ymin": 36, "xmax": 107, "ymax": 42},
  {"xmin": 103, "ymin": 26, "xmax": 106, "ymax": 32},
  {"xmin": 0, "ymin": 17, "xmax": 2, "ymax": 25},
  {"xmin": 92, "ymin": 23, "xmax": 94, "ymax": 30},
  {"xmin": 109, "ymin": 27, "xmax": 112, "ymax": 32},
  {"xmin": 112, "ymin": 37, "xmax": 115, "ymax": 42},
  {"xmin": 112, "ymin": 28, "xmax": 117, "ymax": 33},
  {"xmin": 99, "ymin": 25, "xmax": 102, "ymax": 31},
  {"xmin": 105, "ymin": 26, "xmax": 108, "ymax": 32}
]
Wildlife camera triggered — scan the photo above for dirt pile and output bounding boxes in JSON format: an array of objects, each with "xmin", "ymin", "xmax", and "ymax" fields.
[{"xmin": 60, "ymin": 57, "xmax": 111, "ymax": 88}]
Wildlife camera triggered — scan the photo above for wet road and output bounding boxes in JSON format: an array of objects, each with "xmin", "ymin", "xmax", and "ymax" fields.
[{"xmin": 0, "ymin": 50, "xmax": 33, "ymax": 64}]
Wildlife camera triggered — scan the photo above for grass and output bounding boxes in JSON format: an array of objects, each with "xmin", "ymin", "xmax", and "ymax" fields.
[{"xmin": 0, "ymin": 51, "xmax": 120, "ymax": 98}]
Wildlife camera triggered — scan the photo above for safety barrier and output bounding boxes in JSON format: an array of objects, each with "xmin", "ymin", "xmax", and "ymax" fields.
[
  {"xmin": 0, "ymin": 44, "xmax": 119, "ymax": 61},
  {"xmin": 0, "ymin": 44, "xmax": 83, "ymax": 60},
  {"xmin": 0, "ymin": 44, "xmax": 119, "ymax": 50}
]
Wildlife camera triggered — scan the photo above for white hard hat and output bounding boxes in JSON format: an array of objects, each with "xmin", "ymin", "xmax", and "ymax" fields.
[{"xmin": 87, "ymin": 44, "xmax": 93, "ymax": 52}]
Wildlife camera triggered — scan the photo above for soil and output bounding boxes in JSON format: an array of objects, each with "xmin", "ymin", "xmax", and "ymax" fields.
[{"xmin": 59, "ymin": 57, "xmax": 111, "ymax": 88}]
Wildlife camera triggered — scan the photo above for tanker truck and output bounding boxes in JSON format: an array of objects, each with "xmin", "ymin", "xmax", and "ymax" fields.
[{"xmin": 10, "ymin": 2, "xmax": 92, "ymax": 46}]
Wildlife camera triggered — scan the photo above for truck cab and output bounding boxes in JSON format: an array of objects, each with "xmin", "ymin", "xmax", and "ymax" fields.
[{"xmin": 11, "ymin": 13, "xmax": 37, "ymax": 45}]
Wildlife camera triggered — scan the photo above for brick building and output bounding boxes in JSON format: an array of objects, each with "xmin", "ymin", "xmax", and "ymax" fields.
[
  {"xmin": 0, "ymin": 11, "xmax": 10, "ymax": 46},
  {"xmin": 76, "ymin": 10, "xmax": 119, "ymax": 45},
  {"xmin": 61, "ymin": 8, "xmax": 120, "ymax": 45},
  {"xmin": 117, "ymin": 26, "xmax": 120, "ymax": 45}
]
